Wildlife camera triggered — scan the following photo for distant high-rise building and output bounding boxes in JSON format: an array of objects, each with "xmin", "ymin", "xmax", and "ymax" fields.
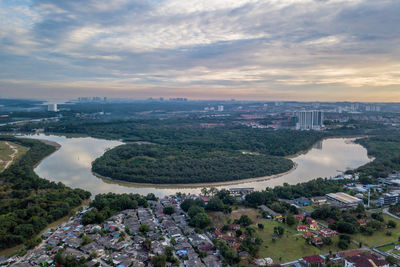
[
  {"xmin": 217, "ymin": 105, "xmax": 224, "ymax": 112},
  {"xmin": 48, "ymin": 103, "xmax": 58, "ymax": 112},
  {"xmin": 295, "ymin": 110, "xmax": 324, "ymax": 130}
]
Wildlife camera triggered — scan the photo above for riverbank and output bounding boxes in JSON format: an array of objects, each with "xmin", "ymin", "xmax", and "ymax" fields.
[{"xmin": 32, "ymin": 139, "xmax": 61, "ymax": 168}]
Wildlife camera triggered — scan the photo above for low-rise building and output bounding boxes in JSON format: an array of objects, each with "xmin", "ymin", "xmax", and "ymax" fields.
[
  {"xmin": 344, "ymin": 253, "xmax": 389, "ymax": 267},
  {"xmin": 377, "ymin": 193, "xmax": 400, "ymax": 206},
  {"xmin": 319, "ymin": 228, "xmax": 338, "ymax": 237},
  {"xmin": 295, "ymin": 197, "xmax": 310, "ymax": 206},
  {"xmin": 326, "ymin": 192, "xmax": 363, "ymax": 207}
]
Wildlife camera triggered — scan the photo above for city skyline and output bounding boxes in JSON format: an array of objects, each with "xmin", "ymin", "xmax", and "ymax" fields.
[{"xmin": 1, "ymin": 0, "xmax": 400, "ymax": 101}]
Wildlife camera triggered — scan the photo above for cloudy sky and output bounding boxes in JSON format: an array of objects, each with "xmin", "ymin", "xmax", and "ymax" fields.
[{"xmin": 0, "ymin": 0, "xmax": 399, "ymax": 101}]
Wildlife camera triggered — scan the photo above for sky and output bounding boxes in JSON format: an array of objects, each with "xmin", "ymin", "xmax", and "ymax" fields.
[{"xmin": 0, "ymin": 0, "xmax": 399, "ymax": 101}]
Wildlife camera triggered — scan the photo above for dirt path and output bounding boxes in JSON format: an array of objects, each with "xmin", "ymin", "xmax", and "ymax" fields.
[{"xmin": 2, "ymin": 141, "xmax": 19, "ymax": 170}]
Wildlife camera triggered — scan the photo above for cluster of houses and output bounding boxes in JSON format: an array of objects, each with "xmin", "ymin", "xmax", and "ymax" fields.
[
  {"xmin": 295, "ymin": 215, "xmax": 337, "ymax": 246},
  {"xmin": 7, "ymin": 195, "xmax": 222, "ymax": 267},
  {"xmin": 277, "ymin": 250, "xmax": 389, "ymax": 267}
]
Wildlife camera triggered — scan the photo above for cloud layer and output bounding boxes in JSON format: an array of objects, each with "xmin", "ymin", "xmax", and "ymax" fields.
[{"xmin": 0, "ymin": 0, "xmax": 399, "ymax": 101}]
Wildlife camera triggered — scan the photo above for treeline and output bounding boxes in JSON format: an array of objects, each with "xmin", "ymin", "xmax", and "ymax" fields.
[
  {"xmin": 0, "ymin": 136, "xmax": 91, "ymax": 250},
  {"xmin": 355, "ymin": 135, "xmax": 400, "ymax": 178},
  {"xmin": 92, "ymin": 143, "xmax": 293, "ymax": 184},
  {"xmin": 28, "ymin": 120, "xmax": 324, "ymax": 156},
  {"xmin": 243, "ymin": 178, "xmax": 350, "ymax": 207},
  {"xmin": 82, "ymin": 193, "xmax": 154, "ymax": 225}
]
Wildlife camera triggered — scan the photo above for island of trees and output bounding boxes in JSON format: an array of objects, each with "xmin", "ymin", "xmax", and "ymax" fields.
[{"xmin": 91, "ymin": 126, "xmax": 323, "ymax": 184}]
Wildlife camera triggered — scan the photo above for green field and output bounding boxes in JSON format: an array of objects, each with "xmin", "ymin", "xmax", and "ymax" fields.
[
  {"xmin": 352, "ymin": 214, "xmax": 400, "ymax": 247},
  {"xmin": 208, "ymin": 208, "xmax": 359, "ymax": 263},
  {"xmin": 256, "ymin": 220, "xmax": 358, "ymax": 262},
  {"xmin": 377, "ymin": 243, "xmax": 395, "ymax": 252}
]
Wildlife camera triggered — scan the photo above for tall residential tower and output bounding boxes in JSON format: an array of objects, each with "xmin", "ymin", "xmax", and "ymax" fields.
[{"xmin": 295, "ymin": 110, "xmax": 324, "ymax": 130}]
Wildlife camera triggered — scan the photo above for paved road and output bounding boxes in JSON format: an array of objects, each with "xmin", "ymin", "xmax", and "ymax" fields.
[{"xmin": 383, "ymin": 208, "xmax": 400, "ymax": 220}]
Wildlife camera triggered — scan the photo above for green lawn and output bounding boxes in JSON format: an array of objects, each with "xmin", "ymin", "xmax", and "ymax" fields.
[
  {"xmin": 208, "ymin": 207, "xmax": 261, "ymax": 226},
  {"xmin": 256, "ymin": 220, "xmax": 357, "ymax": 263},
  {"xmin": 377, "ymin": 243, "xmax": 395, "ymax": 252},
  {"xmin": 352, "ymin": 214, "xmax": 400, "ymax": 247}
]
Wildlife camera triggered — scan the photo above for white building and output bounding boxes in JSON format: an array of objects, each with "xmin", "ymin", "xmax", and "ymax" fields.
[
  {"xmin": 47, "ymin": 103, "xmax": 58, "ymax": 112},
  {"xmin": 217, "ymin": 105, "xmax": 224, "ymax": 112},
  {"xmin": 295, "ymin": 110, "xmax": 324, "ymax": 130}
]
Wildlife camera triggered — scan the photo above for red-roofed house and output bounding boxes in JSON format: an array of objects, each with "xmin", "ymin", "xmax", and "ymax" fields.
[
  {"xmin": 309, "ymin": 222, "xmax": 319, "ymax": 231},
  {"xmin": 303, "ymin": 232, "xmax": 313, "ymax": 239},
  {"xmin": 339, "ymin": 250, "xmax": 362, "ymax": 258},
  {"xmin": 294, "ymin": 214, "xmax": 304, "ymax": 221},
  {"xmin": 297, "ymin": 225, "xmax": 308, "ymax": 232},
  {"xmin": 326, "ymin": 218, "xmax": 337, "ymax": 224},
  {"xmin": 200, "ymin": 197, "xmax": 210, "ymax": 203},
  {"xmin": 306, "ymin": 217, "xmax": 316, "ymax": 224},
  {"xmin": 344, "ymin": 253, "xmax": 389, "ymax": 267},
  {"xmin": 302, "ymin": 255, "xmax": 325, "ymax": 267},
  {"xmin": 357, "ymin": 219, "xmax": 366, "ymax": 226},
  {"xmin": 199, "ymin": 244, "xmax": 213, "ymax": 251},
  {"xmin": 319, "ymin": 228, "xmax": 338, "ymax": 237},
  {"xmin": 312, "ymin": 237, "xmax": 323, "ymax": 245}
]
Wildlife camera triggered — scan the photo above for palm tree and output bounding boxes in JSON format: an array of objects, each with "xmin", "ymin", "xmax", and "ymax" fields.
[{"xmin": 201, "ymin": 187, "xmax": 209, "ymax": 196}]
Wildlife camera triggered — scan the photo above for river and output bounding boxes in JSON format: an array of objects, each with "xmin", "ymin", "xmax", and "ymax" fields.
[{"xmin": 21, "ymin": 134, "xmax": 372, "ymax": 197}]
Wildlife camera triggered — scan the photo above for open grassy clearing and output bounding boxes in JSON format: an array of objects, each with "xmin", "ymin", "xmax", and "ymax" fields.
[
  {"xmin": 208, "ymin": 207, "xmax": 261, "ymax": 226},
  {"xmin": 377, "ymin": 243, "xmax": 395, "ymax": 252},
  {"xmin": 352, "ymin": 214, "xmax": 400, "ymax": 247},
  {"xmin": 0, "ymin": 141, "xmax": 28, "ymax": 171},
  {"xmin": 256, "ymin": 220, "xmax": 358, "ymax": 263},
  {"xmin": 208, "ymin": 207, "xmax": 359, "ymax": 263}
]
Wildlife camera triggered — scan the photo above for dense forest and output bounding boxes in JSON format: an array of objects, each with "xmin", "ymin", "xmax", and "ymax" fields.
[
  {"xmin": 355, "ymin": 135, "xmax": 400, "ymax": 178},
  {"xmin": 89, "ymin": 124, "xmax": 323, "ymax": 184},
  {"xmin": 92, "ymin": 143, "xmax": 293, "ymax": 184},
  {"xmin": 0, "ymin": 136, "xmax": 91, "ymax": 250}
]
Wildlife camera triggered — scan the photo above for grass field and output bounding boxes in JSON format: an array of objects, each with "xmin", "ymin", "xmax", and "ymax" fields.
[
  {"xmin": 208, "ymin": 206, "xmax": 261, "ymax": 226},
  {"xmin": 352, "ymin": 214, "xmax": 400, "ymax": 247},
  {"xmin": 256, "ymin": 220, "xmax": 358, "ymax": 262},
  {"xmin": 377, "ymin": 243, "xmax": 395, "ymax": 252},
  {"xmin": 208, "ymin": 207, "xmax": 359, "ymax": 263},
  {"xmin": 0, "ymin": 141, "xmax": 28, "ymax": 171}
]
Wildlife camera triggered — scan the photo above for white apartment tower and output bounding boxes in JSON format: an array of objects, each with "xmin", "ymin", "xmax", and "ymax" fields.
[
  {"xmin": 47, "ymin": 103, "xmax": 58, "ymax": 112},
  {"xmin": 296, "ymin": 110, "xmax": 324, "ymax": 130}
]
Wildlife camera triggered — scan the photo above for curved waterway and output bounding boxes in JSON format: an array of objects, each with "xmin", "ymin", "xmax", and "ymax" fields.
[{"xmin": 21, "ymin": 134, "xmax": 373, "ymax": 197}]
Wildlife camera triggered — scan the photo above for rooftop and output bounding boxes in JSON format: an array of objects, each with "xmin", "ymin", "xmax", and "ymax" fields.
[{"xmin": 326, "ymin": 192, "xmax": 362, "ymax": 204}]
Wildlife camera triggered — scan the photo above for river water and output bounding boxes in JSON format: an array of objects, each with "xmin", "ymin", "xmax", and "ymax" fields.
[{"xmin": 22, "ymin": 134, "xmax": 372, "ymax": 197}]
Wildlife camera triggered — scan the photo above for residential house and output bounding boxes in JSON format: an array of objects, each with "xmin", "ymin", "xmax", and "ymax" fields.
[
  {"xmin": 319, "ymin": 229, "xmax": 338, "ymax": 237},
  {"xmin": 295, "ymin": 197, "xmax": 311, "ymax": 206},
  {"xmin": 312, "ymin": 237, "xmax": 323, "ymax": 246},
  {"xmin": 309, "ymin": 222, "xmax": 318, "ymax": 231},
  {"xmin": 344, "ymin": 253, "xmax": 389, "ymax": 267},
  {"xmin": 294, "ymin": 214, "xmax": 304, "ymax": 221},
  {"xmin": 301, "ymin": 255, "xmax": 325, "ymax": 267},
  {"xmin": 297, "ymin": 225, "xmax": 308, "ymax": 232}
]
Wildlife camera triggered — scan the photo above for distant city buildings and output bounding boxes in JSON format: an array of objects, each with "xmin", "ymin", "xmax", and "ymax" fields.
[
  {"xmin": 78, "ymin": 97, "xmax": 107, "ymax": 103},
  {"xmin": 295, "ymin": 110, "xmax": 324, "ymax": 130},
  {"xmin": 47, "ymin": 103, "xmax": 58, "ymax": 112},
  {"xmin": 217, "ymin": 105, "xmax": 224, "ymax": 112},
  {"xmin": 169, "ymin": 98, "xmax": 187, "ymax": 101}
]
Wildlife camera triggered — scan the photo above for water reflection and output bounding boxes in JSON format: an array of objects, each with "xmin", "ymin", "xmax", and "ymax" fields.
[{"xmin": 22, "ymin": 134, "xmax": 372, "ymax": 197}]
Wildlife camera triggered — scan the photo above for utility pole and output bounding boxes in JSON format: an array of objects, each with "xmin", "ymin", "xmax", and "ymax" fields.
[{"xmin": 368, "ymin": 188, "xmax": 371, "ymax": 208}]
